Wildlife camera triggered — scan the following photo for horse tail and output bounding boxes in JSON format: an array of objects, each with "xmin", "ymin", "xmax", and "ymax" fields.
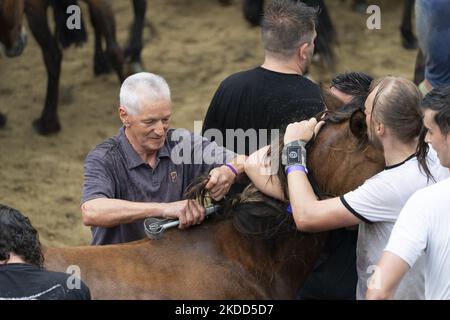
[{"xmin": 49, "ymin": 0, "xmax": 87, "ymax": 48}]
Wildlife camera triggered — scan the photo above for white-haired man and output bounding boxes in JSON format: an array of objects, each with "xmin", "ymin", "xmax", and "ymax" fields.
[{"xmin": 81, "ymin": 72, "xmax": 244, "ymax": 245}]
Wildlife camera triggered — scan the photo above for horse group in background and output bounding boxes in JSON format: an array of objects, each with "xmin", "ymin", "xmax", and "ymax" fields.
[
  {"xmin": 23, "ymin": 0, "xmax": 147, "ymax": 134},
  {"xmin": 1, "ymin": 0, "xmax": 422, "ymax": 135}
]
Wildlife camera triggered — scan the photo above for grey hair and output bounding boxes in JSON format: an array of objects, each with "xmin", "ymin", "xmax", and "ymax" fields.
[
  {"xmin": 262, "ymin": 0, "xmax": 318, "ymax": 60},
  {"xmin": 119, "ymin": 72, "xmax": 171, "ymax": 115}
]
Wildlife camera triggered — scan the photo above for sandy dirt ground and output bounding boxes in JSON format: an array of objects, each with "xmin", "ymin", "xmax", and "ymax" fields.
[{"xmin": 0, "ymin": 0, "xmax": 417, "ymax": 247}]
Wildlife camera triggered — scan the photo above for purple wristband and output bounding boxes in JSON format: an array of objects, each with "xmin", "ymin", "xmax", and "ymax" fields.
[
  {"xmin": 285, "ymin": 165, "xmax": 308, "ymax": 175},
  {"xmin": 224, "ymin": 163, "xmax": 238, "ymax": 176},
  {"xmin": 287, "ymin": 204, "xmax": 293, "ymax": 215}
]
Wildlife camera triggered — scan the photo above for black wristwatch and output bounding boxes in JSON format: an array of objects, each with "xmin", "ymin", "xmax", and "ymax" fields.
[{"xmin": 282, "ymin": 140, "xmax": 307, "ymax": 168}]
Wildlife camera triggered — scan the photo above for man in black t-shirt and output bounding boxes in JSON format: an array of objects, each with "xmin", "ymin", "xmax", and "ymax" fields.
[
  {"xmin": 0, "ymin": 205, "xmax": 91, "ymax": 300},
  {"xmin": 202, "ymin": 0, "xmax": 324, "ymax": 156}
]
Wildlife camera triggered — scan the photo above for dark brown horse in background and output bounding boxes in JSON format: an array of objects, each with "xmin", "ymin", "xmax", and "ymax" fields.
[
  {"xmin": 0, "ymin": 0, "xmax": 27, "ymax": 128},
  {"xmin": 23, "ymin": 0, "xmax": 134, "ymax": 134},
  {"xmin": 43, "ymin": 96, "xmax": 384, "ymax": 299},
  {"xmin": 17, "ymin": 0, "xmax": 231, "ymax": 135}
]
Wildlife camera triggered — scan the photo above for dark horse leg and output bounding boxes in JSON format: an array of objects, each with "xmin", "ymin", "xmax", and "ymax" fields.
[
  {"xmin": 25, "ymin": 0, "xmax": 62, "ymax": 134},
  {"xmin": 243, "ymin": 0, "xmax": 264, "ymax": 27},
  {"xmin": 401, "ymin": 0, "xmax": 417, "ymax": 49},
  {"xmin": 413, "ymin": 49, "xmax": 425, "ymax": 85},
  {"xmin": 87, "ymin": 0, "xmax": 125, "ymax": 82},
  {"xmin": 0, "ymin": 114, "xmax": 6, "ymax": 129},
  {"xmin": 352, "ymin": 0, "xmax": 368, "ymax": 14},
  {"xmin": 89, "ymin": 1, "xmax": 110, "ymax": 74},
  {"xmin": 124, "ymin": 0, "xmax": 147, "ymax": 74}
]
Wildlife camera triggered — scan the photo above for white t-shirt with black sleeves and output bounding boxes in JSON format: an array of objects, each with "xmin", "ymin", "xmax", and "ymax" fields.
[
  {"xmin": 385, "ymin": 177, "xmax": 450, "ymax": 300},
  {"xmin": 341, "ymin": 148, "xmax": 450, "ymax": 300}
]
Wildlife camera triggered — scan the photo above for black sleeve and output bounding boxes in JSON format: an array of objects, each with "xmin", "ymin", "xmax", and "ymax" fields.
[
  {"xmin": 80, "ymin": 282, "xmax": 92, "ymax": 300},
  {"xmin": 67, "ymin": 281, "xmax": 92, "ymax": 300},
  {"xmin": 202, "ymin": 83, "xmax": 225, "ymax": 137}
]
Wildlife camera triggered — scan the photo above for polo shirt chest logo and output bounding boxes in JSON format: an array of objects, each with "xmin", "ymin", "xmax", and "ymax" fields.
[{"xmin": 170, "ymin": 171, "xmax": 177, "ymax": 182}]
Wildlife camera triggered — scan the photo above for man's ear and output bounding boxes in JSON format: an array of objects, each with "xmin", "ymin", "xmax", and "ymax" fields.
[
  {"xmin": 298, "ymin": 42, "xmax": 309, "ymax": 60},
  {"xmin": 377, "ymin": 123, "xmax": 385, "ymax": 136},
  {"xmin": 350, "ymin": 109, "xmax": 367, "ymax": 138},
  {"xmin": 119, "ymin": 106, "xmax": 130, "ymax": 127}
]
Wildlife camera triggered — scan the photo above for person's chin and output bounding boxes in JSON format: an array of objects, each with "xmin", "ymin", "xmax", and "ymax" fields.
[{"xmin": 148, "ymin": 139, "xmax": 165, "ymax": 150}]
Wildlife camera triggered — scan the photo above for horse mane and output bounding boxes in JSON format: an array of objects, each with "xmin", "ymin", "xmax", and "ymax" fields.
[{"xmin": 184, "ymin": 178, "xmax": 296, "ymax": 241}]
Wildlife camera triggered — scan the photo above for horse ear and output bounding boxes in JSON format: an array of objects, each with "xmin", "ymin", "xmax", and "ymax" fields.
[
  {"xmin": 320, "ymin": 83, "xmax": 344, "ymax": 112},
  {"xmin": 349, "ymin": 109, "xmax": 367, "ymax": 138}
]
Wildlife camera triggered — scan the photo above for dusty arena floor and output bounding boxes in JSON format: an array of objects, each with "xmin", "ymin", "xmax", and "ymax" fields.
[{"xmin": 0, "ymin": 0, "xmax": 417, "ymax": 246}]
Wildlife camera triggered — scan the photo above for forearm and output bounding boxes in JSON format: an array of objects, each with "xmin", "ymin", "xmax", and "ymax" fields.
[
  {"xmin": 288, "ymin": 171, "xmax": 319, "ymax": 230},
  {"xmin": 228, "ymin": 154, "xmax": 247, "ymax": 176},
  {"xmin": 366, "ymin": 252, "xmax": 410, "ymax": 300},
  {"xmin": 81, "ymin": 198, "xmax": 166, "ymax": 228},
  {"xmin": 244, "ymin": 157, "xmax": 285, "ymax": 200}
]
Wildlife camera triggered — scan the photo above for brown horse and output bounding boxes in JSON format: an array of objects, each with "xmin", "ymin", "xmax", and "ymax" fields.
[
  {"xmin": 0, "ymin": 0, "xmax": 26, "ymax": 58},
  {"xmin": 43, "ymin": 98, "xmax": 384, "ymax": 299}
]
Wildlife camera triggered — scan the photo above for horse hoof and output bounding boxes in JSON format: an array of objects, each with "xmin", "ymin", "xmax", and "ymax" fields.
[
  {"xmin": 401, "ymin": 27, "xmax": 418, "ymax": 50},
  {"xmin": 125, "ymin": 61, "xmax": 145, "ymax": 77},
  {"xmin": 401, "ymin": 32, "xmax": 418, "ymax": 50},
  {"xmin": 94, "ymin": 56, "xmax": 112, "ymax": 75},
  {"xmin": 0, "ymin": 113, "xmax": 7, "ymax": 128},
  {"xmin": 32, "ymin": 118, "xmax": 61, "ymax": 135}
]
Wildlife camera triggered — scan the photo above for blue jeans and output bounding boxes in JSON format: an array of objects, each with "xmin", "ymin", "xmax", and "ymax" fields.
[{"xmin": 416, "ymin": 0, "xmax": 450, "ymax": 87}]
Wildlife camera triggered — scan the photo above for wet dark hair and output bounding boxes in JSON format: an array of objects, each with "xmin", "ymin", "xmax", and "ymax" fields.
[
  {"xmin": 369, "ymin": 77, "xmax": 434, "ymax": 181},
  {"xmin": 420, "ymin": 86, "xmax": 450, "ymax": 135},
  {"xmin": 0, "ymin": 205, "xmax": 44, "ymax": 267},
  {"xmin": 331, "ymin": 72, "xmax": 373, "ymax": 106},
  {"xmin": 262, "ymin": 0, "xmax": 318, "ymax": 59}
]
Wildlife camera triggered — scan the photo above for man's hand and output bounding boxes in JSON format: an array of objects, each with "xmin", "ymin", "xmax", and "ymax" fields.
[
  {"xmin": 161, "ymin": 200, "xmax": 206, "ymax": 229},
  {"xmin": 205, "ymin": 165, "xmax": 236, "ymax": 201},
  {"xmin": 284, "ymin": 118, "xmax": 325, "ymax": 145}
]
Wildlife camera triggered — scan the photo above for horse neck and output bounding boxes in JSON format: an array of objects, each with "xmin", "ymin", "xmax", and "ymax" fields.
[{"xmin": 214, "ymin": 219, "xmax": 326, "ymax": 297}]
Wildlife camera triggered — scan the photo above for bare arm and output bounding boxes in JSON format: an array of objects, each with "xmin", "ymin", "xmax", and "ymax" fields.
[
  {"xmin": 81, "ymin": 198, "xmax": 205, "ymax": 229},
  {"xmin": 244, "ymin": 146, "xmax": 285, "ymax": 200},
  {"xmin": 366, "ymin": 251, "xmax": 410, "ymax": 300},
  {"xmin": 245, "ymin": 140, "xmax": 360, "ymax": 231},
  {"xmin": 287, "ymin": 171, "xmax": 361, "ymax": 232}
]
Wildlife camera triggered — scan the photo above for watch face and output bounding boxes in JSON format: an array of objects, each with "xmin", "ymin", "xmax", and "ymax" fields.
[
  {"xmin": 287, "ymin": 146, "xmax": 302, "ymax": 164},
  {"xmin": 289, "ymin": 150, "xmax": 299, "ymax": 160}
]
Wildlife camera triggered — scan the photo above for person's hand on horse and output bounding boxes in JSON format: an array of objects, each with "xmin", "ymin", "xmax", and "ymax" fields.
[
  {"xmin": 162, "ymin": 200, "xmax": 206, "ymax": 229},
  {"xmin": 205, "ymin": 165, "xmax": 236, "ymax": 201},
  {"xmin": 284, "ymin": 118, "xmax": 326, "ymax": 144}
]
